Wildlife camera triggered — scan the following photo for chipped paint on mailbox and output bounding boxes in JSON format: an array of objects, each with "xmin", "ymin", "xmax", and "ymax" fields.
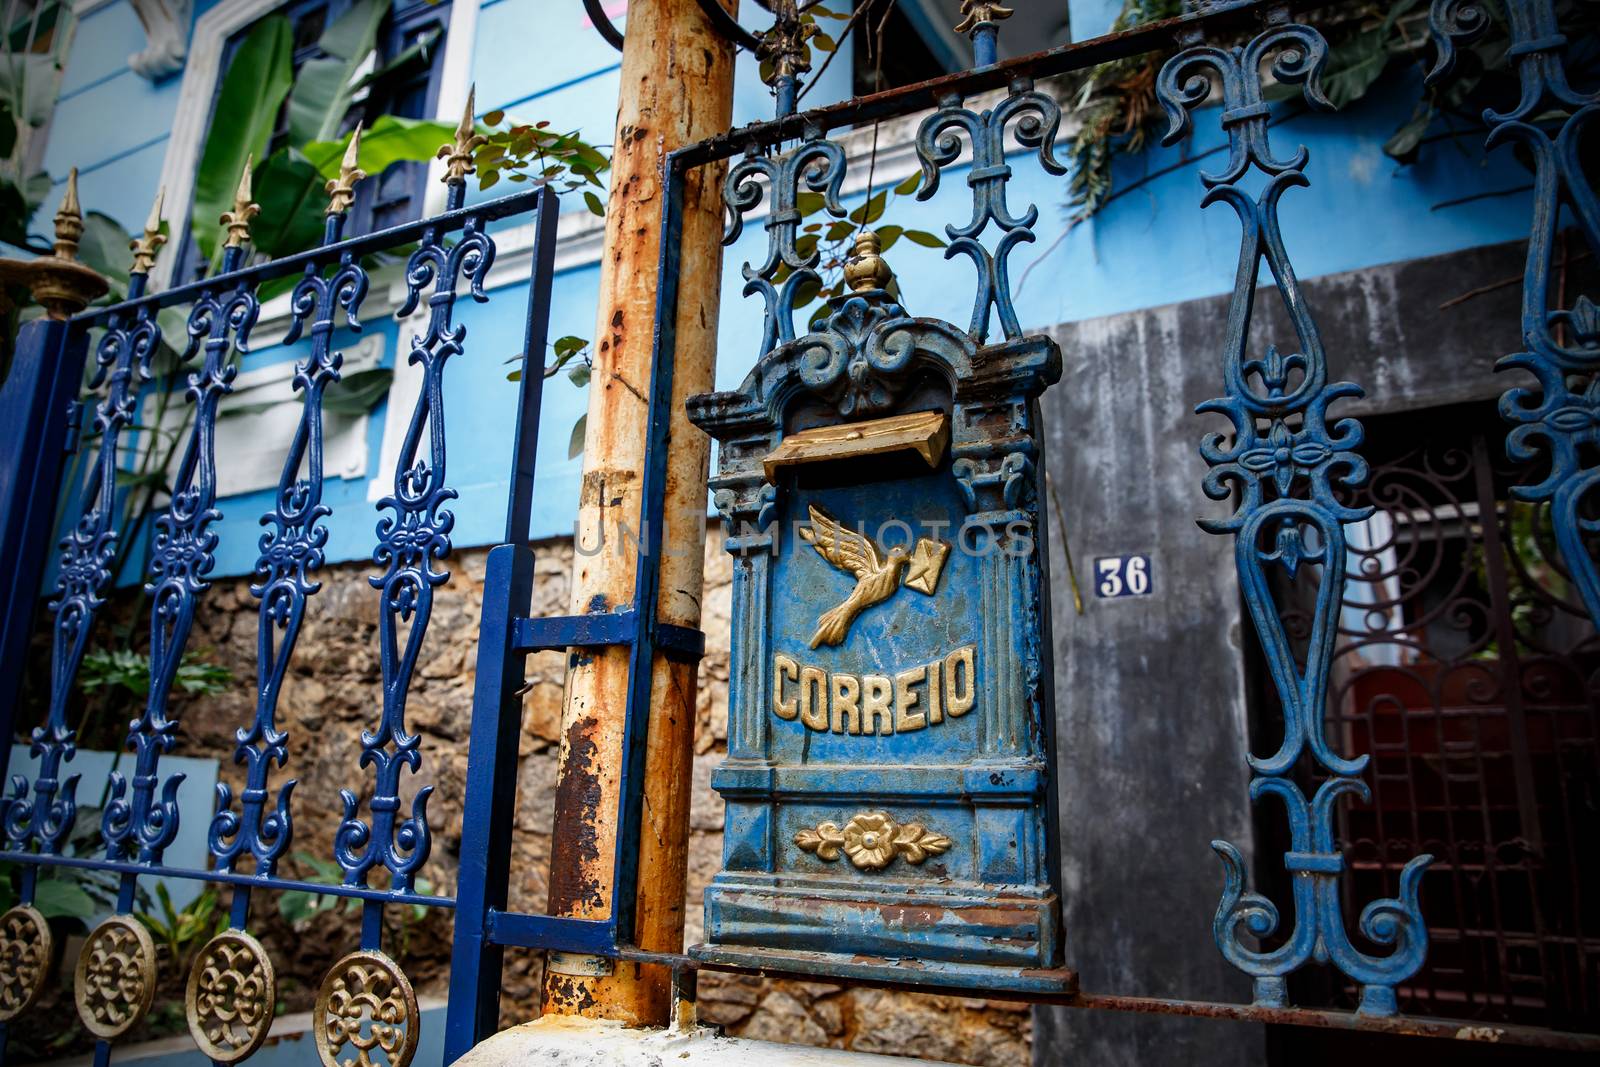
[{"xmin": 686, "ymin": 232, "xmax": 1072, "ymax": 993}]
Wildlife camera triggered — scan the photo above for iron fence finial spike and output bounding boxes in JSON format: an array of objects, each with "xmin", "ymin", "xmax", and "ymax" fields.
[
  {"xmin": 143, "ymin": 186, "xmax": 164, "ymax": 234},
  {"xmin": 438, "ymin": 85, "xmax": 485, "ymax": 185},
  {"xmin": 327, "ymin": 125, "xmax": 367, "ymax": 215},
  {"xmin": 343, "ymin": 123, "xmax": 363, "ymax": 172},
  {"xmin": 954, "ymin": 0, "xmax": 1014, "ymax": 34},
  {"xmin": 457, "ymin": 85, "xmax": 476, "ymax": 144},
  {"xmin": 59, "ymin": 168, "xmax": 80, "ymax": 222},
  {"xmin": 222, "ymin": 155, "xmax": 261, "ymax": 250},
  {"xmin": 53, "ymin": 168, "xmax": 84, "ymax": 262},
  {"xmin": 129, "ymin": 186, "xmax": 167, "ymax": 276}
]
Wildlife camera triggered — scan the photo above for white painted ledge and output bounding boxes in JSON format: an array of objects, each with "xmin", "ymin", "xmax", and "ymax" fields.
[{"xmin": 457, "ymin": 1016, "xmax": 974, "ymax": 1066}]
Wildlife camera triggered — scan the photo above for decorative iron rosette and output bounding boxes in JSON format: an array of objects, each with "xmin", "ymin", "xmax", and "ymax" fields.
[
  {"xmin": 75, "ymin": 914, "xmax": 157, "ymax": 1038},
  {"xmin": 315, "ymin": 949, "xmax": 418, "ymax": 1067},
  {"xmin": 186, "ymin": 929, "xmax": 276, "ymax": 1063},
  {"xmin": 0, "ymin": 905, "xmax": 54, "ymax": 1021}
]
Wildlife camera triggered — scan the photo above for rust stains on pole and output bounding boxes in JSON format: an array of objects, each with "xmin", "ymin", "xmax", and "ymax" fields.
[{"xmin": 541, "ymin": 0, "xmax": 737, "ymax": 1025}]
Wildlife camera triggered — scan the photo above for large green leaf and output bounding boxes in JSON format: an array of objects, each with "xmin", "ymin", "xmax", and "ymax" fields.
[
  {"xmin": 249, "ymin": 148, "xmax": 329, "ymax": 259},
  {"xmin": 77, "ymin": 210, "xmax": 133, "ymax": 294},
  {"xmin": 191, "ymin": 15, "xmax": 295, "ymax": 265},
  {"xmin": 302, "ymin": 114, "xmax": 455, "ymax": 180},
  {"xmin": 286, "ymin": 0, "xmax": 387, "ymax": 148},
  {"xmin": 1321, "ymin": 29, "xmax": 1391, "ymax": 111},
  {"xmin": 35, "ymin": 878, "xmax": 97, "ymax": 922},
  {"xmin": 76, "ymin": 212, "xmax": 189, "ymax": 363}
]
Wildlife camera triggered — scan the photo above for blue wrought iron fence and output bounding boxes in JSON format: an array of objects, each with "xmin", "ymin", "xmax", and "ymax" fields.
[
  {"xmin": 0, "ymin": 0, "xmax": 1594, "ymax": 1063},
  {"xmin": 0, "ymin": 105, "xmax": 590, "ymax": 1064}
]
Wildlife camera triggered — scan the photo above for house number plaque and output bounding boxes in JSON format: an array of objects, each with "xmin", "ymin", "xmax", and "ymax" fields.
[{"xmin": 686, "ymin": 235, "xmax": 1073, "ymax": 992}]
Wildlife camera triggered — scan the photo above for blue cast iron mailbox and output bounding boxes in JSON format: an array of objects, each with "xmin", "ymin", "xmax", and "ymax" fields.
[{"xmin": 687, "ymin": 231, "xmax": 1073, "ymax": 992}]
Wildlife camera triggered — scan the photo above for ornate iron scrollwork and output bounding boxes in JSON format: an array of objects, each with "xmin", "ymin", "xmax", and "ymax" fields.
[
  {"xmin": 335, "ymin": 186, "xmax": 494, "ymax": 893},
  {"xmin": 915, "ymin": 77, "xmax": 1064, "ymax": 341},
  {"xmin": 103, "ymin": 204, "xmax": 258, "ymax": 865},
  {"xmin": 1158, "ymin": 19, "xmax": 1432, "ymax": 1016},
  {"xmin": 186, "ymin": 928, "xmax": 276, "ymax": 1063},
  {"xmin": 0, "ymin": 905, "xmax": 52, "ymax": 1022},
  {"xmin": 1423, "ymin": 0, "xmax": 1493, "ymax": 84},
  {"xmin": 315, "ymin": 949, "xmax": 418, "ymax": 1067},
  {"xmin": 1429, "ymin": 0, "xmax": 1600, "ymax": 625},
  {"xmin": 211, "ymin": 159, "xmax": 369, "ymax": 880},
  {"xmin": 724, "ymin": 129, "xmax": 848, "ymax": 359},
  {"xmin": 3, "ymin": 307, "xmax": 162, "ymax": 862},
  {"xmin": 76, "ymin": 914, "xmax": 158, "ymax": 1039}
]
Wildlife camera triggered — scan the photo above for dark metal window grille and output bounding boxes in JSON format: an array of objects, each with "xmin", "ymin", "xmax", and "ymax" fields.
[{"xmin": 1257, "ymin": 403, "xmax": 1600, "ymax": 1031}]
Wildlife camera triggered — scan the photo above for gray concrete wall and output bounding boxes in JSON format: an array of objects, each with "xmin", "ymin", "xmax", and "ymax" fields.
[{"xmin": 1033, "ymin": 239, "xmax": 1525, "ymax": 1067}]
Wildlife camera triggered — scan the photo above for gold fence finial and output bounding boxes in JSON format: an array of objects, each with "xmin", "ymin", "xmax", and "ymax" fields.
[
  {"xmin": 221, "ymin": 156, "xmax": 260, "ymax": 250},
  {"xmin": 757, "ymin": 0, "xmax": 817, "ymax": 87},
  {"xmin": 53, "ymin": 168, "xmax": 85, "ymax": 262},
  {"xmin": 0, "ymin": 165, "xmax": 109, "ymax": 317},
  {"xmin": 437, "ymin": 86, "xmax": 485, "ymax": 184},
  {"xmin": 844, "ymin": 228, "xmax": 892, "ymax": 293},
  {"xmin": 129, "ymin": 186, "xmax": 167, "ymax": 276},
  {"xmin": 954, "ymin": 0, "xmax": 1014, "ymax": 34},
  {"xmin": 326, "ymin": 123, "xmax": 367, "ymax": 215}
]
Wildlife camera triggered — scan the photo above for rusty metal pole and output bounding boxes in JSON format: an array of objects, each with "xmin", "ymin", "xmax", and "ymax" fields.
[{"xmin": 541, "ymin": 0, "xmax": 737, "ymax": 1025}]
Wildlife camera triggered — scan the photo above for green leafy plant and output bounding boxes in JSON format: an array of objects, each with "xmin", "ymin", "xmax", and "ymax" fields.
[
  {"xmin": 136, "ymin": 883, "xmax": 228, "ymax": 972},
  {"xmin": 278, "ymin": 850, "xmax": 433, "ymax": 927},
  {"xmin": 0, "ymin": 2, "xmax": 63, "ymax": 254},
  {"xmin": 472, "ymin": 111, "xmax": 611, "ymax": 210},
  {"xmin": 189, "ymin": 0, "xmax": 456, "ymax": 268},
  {"xmin": 1057, "ymin": 0, "xmax": 1181, "ymax": 225},
  {"xmin": 191, "ymin": 0, "xmax": 614, "ymax": 268},
  {"xmin": 780, "ymin": 168, "xmax": 947, "ymax": 329},
  {"xmin": 278, "ymin": 850, "xmax": 434, "ymax": 956},
  {"xmin": 1055, "ymin": 0, "xmax": 1599, "ymax": 228},
  {"xmin": 79, "ymin": 648, "xmax": 232, "ymax": 699},
  {"xmin": 0, "ymin": 804, "xmax": 131, "ymax": 929},
  {"xmin": 72, "ymin": 648, "xmax": 231, "ymax": 749},
  {"xmin": 277, "ymin": 851, "xmax": 358, "ymax": 927},
  {"xmin": 501, "ymin": 334, "xmax": 593, "ymax": 458}
]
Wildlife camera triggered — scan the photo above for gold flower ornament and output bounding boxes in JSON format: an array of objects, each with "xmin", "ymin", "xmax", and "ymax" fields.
[{"xmin": 795, "ymin": 811, "xmax": 952, "ymax": 871}]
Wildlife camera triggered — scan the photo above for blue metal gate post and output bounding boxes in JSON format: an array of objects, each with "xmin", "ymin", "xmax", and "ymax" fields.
[
  {"xmin": 0, "ymin": 318, "xmax": 91, "ymax": 779},
  {"xmin": 444, "ymin": 187, "xmax": 559, "ymax": 1061}
]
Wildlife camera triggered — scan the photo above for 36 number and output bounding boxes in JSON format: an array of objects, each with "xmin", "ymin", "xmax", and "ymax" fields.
[{"xmin": 1094, "ymin": 555, "xmax": 1152, "ymax": 599}]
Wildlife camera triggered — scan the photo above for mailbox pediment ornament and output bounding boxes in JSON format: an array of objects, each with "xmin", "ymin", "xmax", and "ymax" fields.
[{"xmin": 687, "ymin": 226, "xmax": 1072, "ymax": 993}]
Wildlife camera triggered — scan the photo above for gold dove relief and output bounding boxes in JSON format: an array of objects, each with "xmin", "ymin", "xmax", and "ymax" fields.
[{"xmin": 798, "ymin": 505, "xmax": 950, "ymax": 648}]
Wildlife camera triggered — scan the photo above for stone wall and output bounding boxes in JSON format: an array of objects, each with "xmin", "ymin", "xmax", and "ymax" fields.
[{"xmin": 22, "ymin": 528, "xmax": 1028, "ymax": 1064}]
